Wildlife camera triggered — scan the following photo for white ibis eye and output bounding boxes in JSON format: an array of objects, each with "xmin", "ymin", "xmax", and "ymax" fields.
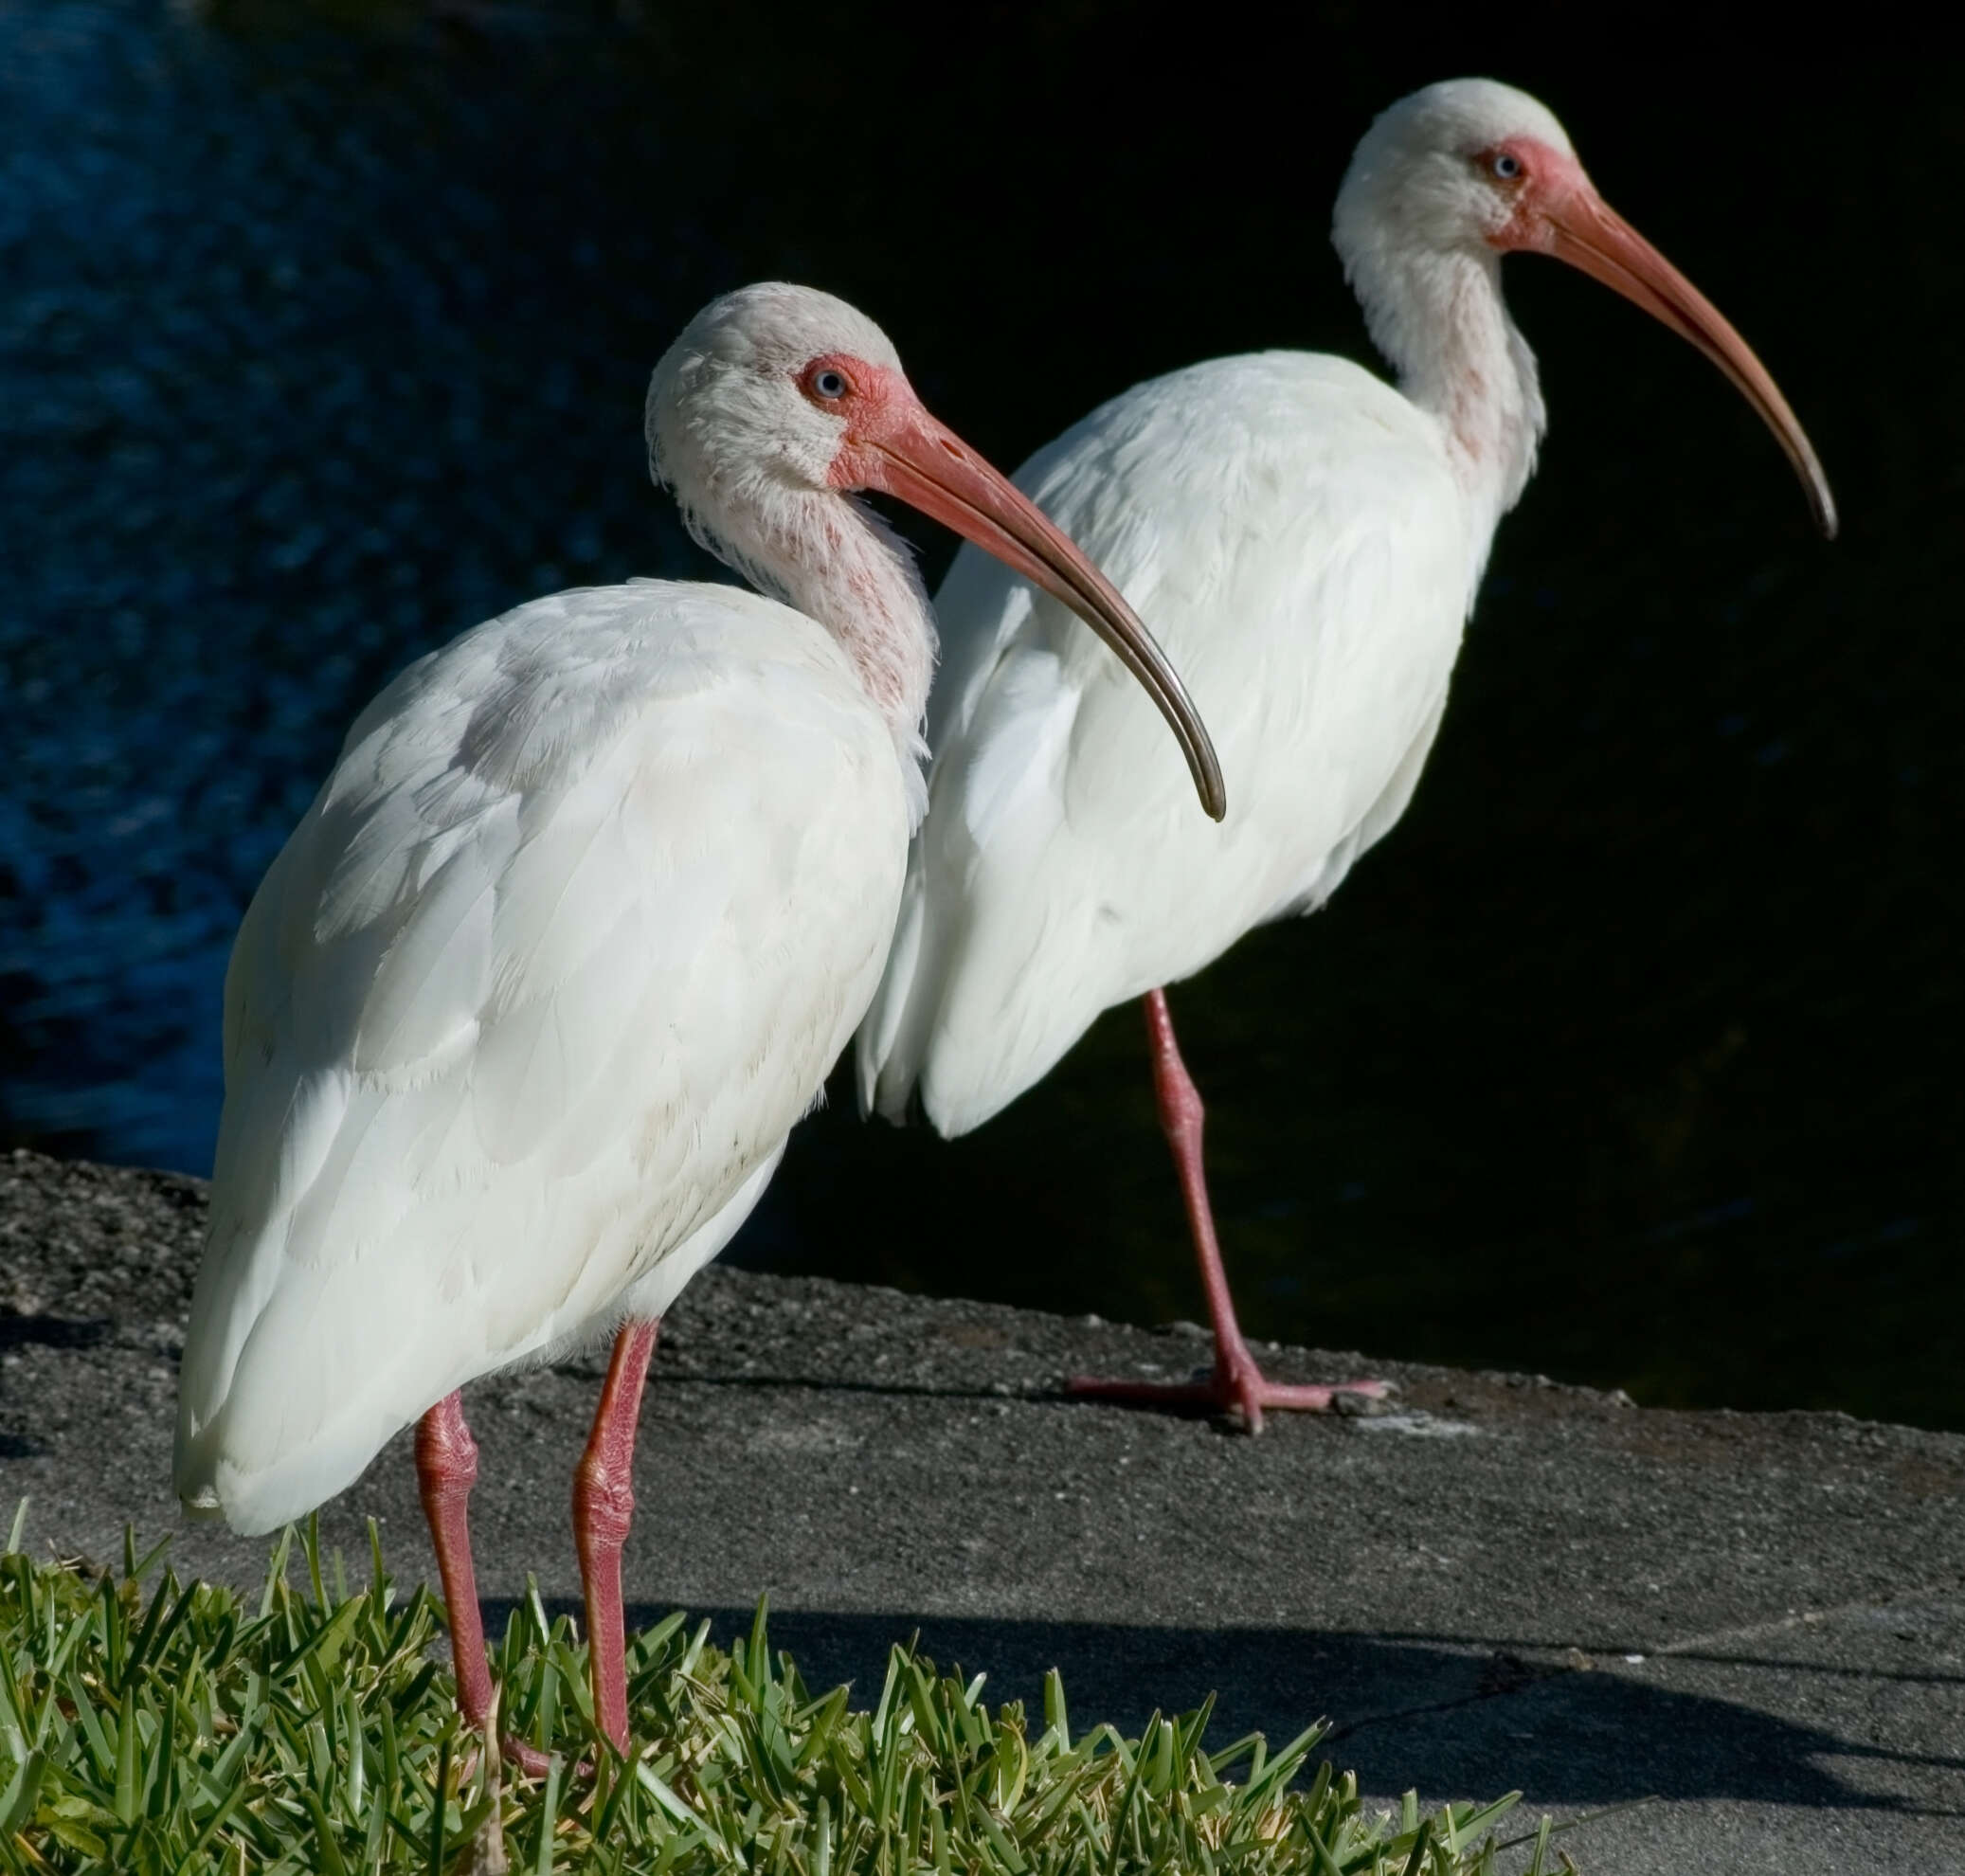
[
  {"xmin": 1490, "ymin": 151, "xmax": 1523, "ymax": 181},
  {"xmin": 813, "ymin": 369, "xmax": 848, "ymax": 400}
]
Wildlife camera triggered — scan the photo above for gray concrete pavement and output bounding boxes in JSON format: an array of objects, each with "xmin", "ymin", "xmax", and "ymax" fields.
[{"xmin": 4, "ymin": 1150, "xmax": 1961, "ymax": 1871}]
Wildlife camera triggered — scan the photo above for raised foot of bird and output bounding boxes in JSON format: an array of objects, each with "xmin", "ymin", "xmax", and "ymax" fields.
[{"xmin": 1064, "ymin": 1360, "xmax": 1394, "ymax": 1434}]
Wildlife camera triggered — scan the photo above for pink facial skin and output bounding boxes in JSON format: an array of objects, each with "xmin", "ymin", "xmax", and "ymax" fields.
[
  {"xmin": 1475, "ymin": 135, "xmax": 1835, "ymax": 536},
  {"xmin": 806, "ymin": 351, "xmax": 1228, "ymax": 819}
]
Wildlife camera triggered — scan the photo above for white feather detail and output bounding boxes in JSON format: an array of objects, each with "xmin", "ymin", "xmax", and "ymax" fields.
[
  {"xmin": 857, "ymin": 351, "xmax": 1476, "ymax": 1136},
  {"xmin": 177, "ymin": 578, "xmax": 909, "ymax": 1533}
]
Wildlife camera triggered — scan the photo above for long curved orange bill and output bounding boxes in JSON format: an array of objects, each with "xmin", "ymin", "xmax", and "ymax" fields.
[
  {"xmin": 1542, "ymin": 189, "xmax": 1837, "ymax": 539},
  {"xmin": 862, "ymin": 411, "xmax": 1228, "ymax": 821}
]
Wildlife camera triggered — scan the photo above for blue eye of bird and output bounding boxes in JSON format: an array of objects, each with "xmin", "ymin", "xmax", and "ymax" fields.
[
  {"xmin": 1491, "ymin": 152, "xmax": 1523, "ymax": 181},
  {"xmin": 813, "ymin": 370, "xmax": 848, "ymax": 399}
]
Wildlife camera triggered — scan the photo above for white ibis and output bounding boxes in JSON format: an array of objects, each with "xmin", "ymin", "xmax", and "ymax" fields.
[
  {"xmin": 857, "ymin": 80, "xmax": 1835, "ymax": 1430},
  {"xmin": 173, "ymin": 282, "xmax": 1223, "ymax": 1762}
]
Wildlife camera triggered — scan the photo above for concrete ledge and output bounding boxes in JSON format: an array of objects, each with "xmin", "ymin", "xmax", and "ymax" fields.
[{"xmin": 3, "ymin": 1148, "xmax": 1961, "ymax": 1871}]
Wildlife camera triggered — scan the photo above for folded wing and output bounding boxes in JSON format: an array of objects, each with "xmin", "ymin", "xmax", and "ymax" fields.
[
  {"xmin": 858, "ymin": 352, "xmax": 1472, "ymax": 1136},
  {"xmin": 180, "ymin": 580, "xmax": 906, "ymax": 1531}
]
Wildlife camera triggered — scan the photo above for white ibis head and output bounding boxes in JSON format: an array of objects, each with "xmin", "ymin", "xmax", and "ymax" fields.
[
  {"xmin": 648, "ymin": 283, "xmax": 1227, "ymax": 817},
  {"xmin": 1337, "ymin": 79, "xmax": 1837, "ymax": 536}
]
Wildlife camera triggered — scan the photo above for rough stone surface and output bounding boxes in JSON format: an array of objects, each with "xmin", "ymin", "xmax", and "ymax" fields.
[{"xmin": 3, "ymin": 1150, "xmax": 1961, "ymax": 1871}]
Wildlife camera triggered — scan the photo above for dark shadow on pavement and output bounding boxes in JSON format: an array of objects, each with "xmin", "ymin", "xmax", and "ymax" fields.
[
  {"xmin": 0, "ymin": 1314, "xmax": 110, "ymax": 1350},
  {"xmin": 476, "ymin": 1600, "xmax": 1957, "ymax": 1817}
]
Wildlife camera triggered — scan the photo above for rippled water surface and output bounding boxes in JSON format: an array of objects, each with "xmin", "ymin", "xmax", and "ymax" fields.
[{"xmin": 5, "ymin": 6, "xmax": 1959, "ymax": 1426}]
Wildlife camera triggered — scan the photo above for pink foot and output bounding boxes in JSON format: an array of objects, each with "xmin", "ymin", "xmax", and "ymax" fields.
[
  {"xmin": 1066, "ymin": 1355, "xmax": 1392, "ymax": 1434},
  {"xmin": 498, "ymin": 1734, "xmax": 559, "ymax": 1780},
  {"xmin": 455, "ymin": 1730, "xmax": 560, "ymax": 1783},
  {"xmin": 1109, "ymin": 991, "xmax": 1395, "ymax": 1435}
]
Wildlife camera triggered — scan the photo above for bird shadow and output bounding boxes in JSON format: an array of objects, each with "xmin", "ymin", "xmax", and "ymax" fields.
[
  {"xmin": 483, "ymin": 1598, "xmax": 1960, "ymax": 1819},
  {"xmin": 0, "ymin": 1316, "xmax": 110, "ymax": 1457},
  {"xmin": 663, "ymin": 1370, "xmax": 1069, "ymax": 1409},
  {"xmin": 640, "ymin": 1367, "xmax": 1252, "ymax": 1422},
  {"xmin": 0, "ymin": 1313, "xmax": 111, "ymax": 1351}
]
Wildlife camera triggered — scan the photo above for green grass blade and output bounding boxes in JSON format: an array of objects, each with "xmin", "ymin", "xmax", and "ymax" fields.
[
  {"xmin": 532, "ymin": 1753, "xmax": 564, "ymax": 1876},
  {"xmin": 425, "ymin": 1732, "xmax": 451, "ymax": 1876},
  {"xmin": 112, "ymin": 1684, "xmax": 141, "ymax": 1825},
  {"xmin": 304, "ymin": 1788, "xmax": 352, "ymax": 1876},
  {"xmin": 0, "ymin": 1533, "xmax": 1523, "ymax": 1876},
  {"xmin": 0, "ymin": 1748, "xmax": 47, "ymax": 1835},
  {"xmin": 1042, "ymin": 1668, "xmax": 1070, "ymax": 1752}
]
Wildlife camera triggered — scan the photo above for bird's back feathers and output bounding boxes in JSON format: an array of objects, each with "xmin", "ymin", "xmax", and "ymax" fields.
[{"xmin": 857, "ymin": 352, "xmax": 1475, "ymax": 1136}]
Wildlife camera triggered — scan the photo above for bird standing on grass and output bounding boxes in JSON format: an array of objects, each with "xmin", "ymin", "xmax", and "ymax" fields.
[
  {"xmin": 174, "ymin": 283, "xmax": 1223, "ymax": 1764},
  {"xmin": 857, "ymin": 81, "xmax": 1835, "ymax": 1429}
]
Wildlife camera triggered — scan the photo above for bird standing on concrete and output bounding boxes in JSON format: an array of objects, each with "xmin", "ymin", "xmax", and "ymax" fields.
[
  {"xmin": 857, "ymin": 81, "xmax": 1835, "ymax": 1429},
  {"xmin": 174, "ymin": 283, "xmax": 1222, "ymax": 1761}
]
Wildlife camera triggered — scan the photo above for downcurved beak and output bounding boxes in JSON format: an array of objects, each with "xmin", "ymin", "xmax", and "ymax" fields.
[
  {"xmin": 1539, "ymin": 188, "xmax": 1837, "ymax": 539},
  {"xmin": 859, "ymin": 409, "xmax": 1228, "ymax": 821}
]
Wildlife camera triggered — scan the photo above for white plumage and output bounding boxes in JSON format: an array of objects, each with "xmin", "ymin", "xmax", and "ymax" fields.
[
  {"xmin": 171, "ymin": 280, "xmax": 1221, "ymax": 1756},
  {"xmin": 859, "ymin": 81, "xmax": 1832, "ymax": 1427},
  {"xmin": 861, "ymin": 352, "xmax": 1466, "ymax": 1134},
  {"xmin": 179, "ymin": 581, "xmax": 903, "ymax": 1532}
]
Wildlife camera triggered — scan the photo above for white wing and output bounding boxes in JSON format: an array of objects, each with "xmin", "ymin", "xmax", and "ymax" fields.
[
  {"xmin": 858, "ymin": 352, "xmax": 1473, "ymax": 1136},
  {"xmin": 178, "ymin": 580, "xmax": 907, "ymax": 1533}
]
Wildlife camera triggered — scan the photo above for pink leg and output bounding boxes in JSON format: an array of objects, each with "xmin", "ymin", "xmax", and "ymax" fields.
[
  {"xmin": 1066, "ymin": 988, "xmax": 1390, "ymax": 1432},
  {"xmin": 571, "ymin": 1317, "xmax": 659, "ymax": 1755},
  {"xmin": 415, "ymin": 1395, "xmax": 551, "ymax": 1775}
]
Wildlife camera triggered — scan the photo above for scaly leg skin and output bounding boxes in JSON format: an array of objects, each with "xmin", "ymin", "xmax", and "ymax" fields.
[
  {"xmin": 414, "ymin": 1393, "xmax": 554, "ymax": 1777},
  {"xmin": 572, "ymin": 1318, "xmax": 660, "ymax": 1756},
  {"xmin": 1065, "ymin": 988, "xmax": 1393, "ymax": 1434}
]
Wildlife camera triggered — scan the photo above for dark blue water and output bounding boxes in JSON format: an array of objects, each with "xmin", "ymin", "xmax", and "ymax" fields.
[
  {"xmin": 5, "ymin": 5, "xmax": 1959, "ymax": 1426},
  {"xmin": 2, "ymin": 0, "xmax": 707, "ymax": 1161}
]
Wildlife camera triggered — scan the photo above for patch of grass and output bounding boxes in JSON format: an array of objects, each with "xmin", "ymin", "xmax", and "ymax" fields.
[{"xmin": 0, "ymin": 1507, "xmax": 1559, "ymax": 1873}]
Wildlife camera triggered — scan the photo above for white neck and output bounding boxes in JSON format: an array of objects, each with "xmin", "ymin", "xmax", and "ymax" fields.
[
  {"xmin": 776, "ymin": 495, "xmax": 938, "ymax": 761},
  {"xmin": 1343, "ymin": 239, "xmax": 1547, "ymax": 589},
  {"xmin": 677, "ymin": 485, "xmax": 937, "ymax": 818}
]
